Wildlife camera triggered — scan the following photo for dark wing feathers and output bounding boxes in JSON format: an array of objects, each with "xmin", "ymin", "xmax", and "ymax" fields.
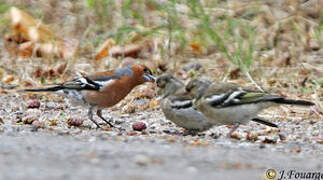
[
  {"xmin": 251, "ymin": 117, "xmax": 278, "ymax": 128},
  {"xmin": 270, "ymin": 98, "xmax": 314, "ymax": 106},
  {"xmin": 205, "ymin": 85, "xmax": 314, "ymax": 107},
  {"xmin": 204, "ymin": 82, "xmax": 284, "ymax": 107},
  {"xmin": 168, "ymin": 95, "xmax": 193, "ymax": 109},
  {"xmin": 61, "ymin": 76, "xmax": 101, "ymax": 90},
  {"xmin": 23, "ymin": 75, "xmax": 110, "ymax": 92}
]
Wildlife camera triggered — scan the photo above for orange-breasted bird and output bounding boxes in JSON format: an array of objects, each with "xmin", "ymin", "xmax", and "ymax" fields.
[{"xmin": 22, "ymin": 64, "xmax": 155, "ymax": 128}]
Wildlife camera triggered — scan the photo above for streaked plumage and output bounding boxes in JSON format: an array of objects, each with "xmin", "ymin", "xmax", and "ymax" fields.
[
  {"xmin": 22, "ymin": 64, "xmax": 155, "ymax": 128},
  {"xmin": 156, "ymin": 74, "xmax": 213, "ymax": 133},
  {"xmin": 186, "ymin": 78, "xmax": 314, "ymax": 137}
]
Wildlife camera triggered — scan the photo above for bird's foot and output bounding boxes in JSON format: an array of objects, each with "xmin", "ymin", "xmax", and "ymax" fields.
[
  {"xmin": 226, "ymin": 123, "xmax": 240, "ymax": 138},
  {"xmin": 99, "ymin": 121, "xmax": 115, "ymax": 128}
]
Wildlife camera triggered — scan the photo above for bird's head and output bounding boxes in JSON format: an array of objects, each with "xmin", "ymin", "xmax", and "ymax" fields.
[
  {"xmin": 131, "ymin": 65, "xmax": 156, "ymax": 84},
  {"xmin": 156, "ymin": 74, "xmax": 184, "ymax": 99},
  {"xmin": 186, "ymin": 78, "xmax": 211, "ymax": 100}
]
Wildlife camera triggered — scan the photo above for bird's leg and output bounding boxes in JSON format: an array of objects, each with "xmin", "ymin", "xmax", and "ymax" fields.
[
  {"xmin": 96, "ymin": 109, "xmax": 114, "ymax": 127},
  {"xmin": 88, "ymin": 106, "xmax": 101, "ymax": 128},
  {"xmin": 226, "ymin": 123, "xmax": 240, "ymax": 138}
]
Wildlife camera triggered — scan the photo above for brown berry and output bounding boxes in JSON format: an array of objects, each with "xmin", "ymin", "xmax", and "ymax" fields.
[
  {"xmin": 132, "ymin": 122, "xmax": 147, "ymax": 131},
  {"xmin": 67, "ymin": 117, "xmax": 83, "ymax": 127}
]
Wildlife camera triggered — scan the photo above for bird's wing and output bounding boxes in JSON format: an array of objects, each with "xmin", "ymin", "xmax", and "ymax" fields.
[
  {"xmin": 62, "ymin": 69, "xmax": 125, "ymax": 91},
  {"xmin": 60, "ymin": 76, "xmax": 102, "ymax": 91},
  {"xmin": 168, "ymin": 95, "xmax": 193, "ymax": 109},
  {"xmin": 22, "ymin": 70, "xmax": 124, "ymax": 92},
  {"xmin": 203, "ymin": 82, "xmax": 282, "ymax": 107},
  {"xmin": 203, "ymin": 82, "xmax": 243, "ymax": 107},
  {"xmin": 86, "ymin": 66, "xmax": 134, "ymax": 89}
]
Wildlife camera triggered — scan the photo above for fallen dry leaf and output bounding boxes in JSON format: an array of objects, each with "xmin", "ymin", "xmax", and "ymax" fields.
[
  {"xmin": 94, "ymin": 38, "xmax": 115, "ymax": 61},
  {"xmin": 32, "ymin": 120, "xmax": 45, "ymax": 128},
  {"xmin": 49, "ymin": 119, "xmax": 58, "ymax": 126},
  {"xmin": 4, "ymin": 33, "xmax": 28, "ymax": 44},
  {"xmin": 229, "ymin": 68, "xmax": 240, "ymax": 79},
  {"xmin": 18, "ymin": 41, "xmax": 36, "ymax": 57},
  {"xmin": 189, "ymin": 41, "xmax": 203, "ymax": 54},
  {"xmin": 55, "ymin": 62, "xmax": 67, "ymax": 75},
  {"xmin": 3, "ymin": 75, "xmax": 15, "ymax": 83},
  {"xmin": 5, "ymin": 7, "xmax": 79, "ymax": 59},
  {"xmin": 10, "ymin": 7, "xmax": 58, "ymax": 43},
  {"xmin": 110, "ymin": 44, "xmax": 142, "ymax": 58}
]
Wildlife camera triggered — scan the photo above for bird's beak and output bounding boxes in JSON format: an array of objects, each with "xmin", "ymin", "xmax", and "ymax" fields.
[{"xmin": 144, "ymin": 74, "xmax": 156, "ymax": 82}]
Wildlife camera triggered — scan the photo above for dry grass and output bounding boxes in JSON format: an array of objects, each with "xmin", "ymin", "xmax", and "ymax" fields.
[{"xmin": 0, "ymin": 0, "xmax": 322, "ymax": 112}]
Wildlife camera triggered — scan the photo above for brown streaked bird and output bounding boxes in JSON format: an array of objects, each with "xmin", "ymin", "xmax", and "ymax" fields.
[
  {"xmin": 156, "ymin": 74, "xmax": 213, "ymax": 134},
  {"xmin": 22, "ymin": 64, "xmax": 155, "ymax": 128},
  {"xmin": 185, "ymin": 78, "xmax": 314, "ymax": 137}
]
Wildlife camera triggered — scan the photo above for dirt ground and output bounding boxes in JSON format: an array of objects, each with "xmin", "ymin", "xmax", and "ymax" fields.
[
  {"xmin": 0, "ymin": 94, "xmax": 322, "ymax": 180},
  {"xmin": 0, "ymin": 1, "xmax": 322, "ymax": 179}
]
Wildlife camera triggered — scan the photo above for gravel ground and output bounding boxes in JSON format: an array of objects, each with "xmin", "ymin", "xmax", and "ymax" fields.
[{"xmin": 0, "ymin": 94, "xmax": 322, "ymax": 180}]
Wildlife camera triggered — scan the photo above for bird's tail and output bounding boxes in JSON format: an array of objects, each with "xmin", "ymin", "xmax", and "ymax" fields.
[
  {"xmin": 251, "ymin": 117, "xmax": 278, "ymax": 128},
  {"xmin": 273, "ymin": 98, "xmax": 314, "ymax": 106},
  {"xmin": 19, "ymin": 86, "xmax": 63, "ymax": 92}
]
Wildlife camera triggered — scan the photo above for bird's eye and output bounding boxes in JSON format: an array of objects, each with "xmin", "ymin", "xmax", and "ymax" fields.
[
  {"xmin": 143, "ymin": 67, "xmax": 152, "ymax": 75},
  {"xmin": 185, "ymin": 86, "xmax": 191, "ymax": 92}
]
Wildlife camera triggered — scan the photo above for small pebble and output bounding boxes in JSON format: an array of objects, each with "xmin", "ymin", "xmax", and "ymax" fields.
[
  {"xmin": 98, "ymin": 134, "xmax": 109, "ymax": 140},
  {"xmin": 27, "ymin": 99, "xmax": 40, "ymax": 108},
  {"xmin": 209, "ymin": 133, "xmax": 219, "ymax": 139},
  {"xmin": 183, "ymin": 62, "xmax": 202, "ymax": 71},
  {"xmin": 138, "ymin": 87, "xmax": 155, "ymax": 99},
  {"xmin": 279, "ymin": 133, "xmax": 287, "ymax": 141},
  {"xmin": 32, "ymin": 120, "xmax": 45, "ymax": 128},
  {"xmin": 105, "ymin": 131, "xmax": 118, "ymax": 137},
  {"xmin": 31, "ymin": 121, "xmax": 43, "ymax": 132},
  {"xmin": 262, "ymin": 137, "xmax": 277, "ymax": 144},
  {"xmin": 23, "ymin": 116, "xmax": 38, "ymax": 124},
  {"xmin": 230, "ymin": 133, "xmax": 241, "ymax": 140},
  {"xmin": 132, "ymin": 122, "xmax": 147, "ymax": 131},
  {"xmin": 114, "ymin": 119, "xmax": 124, "ymax": 125},
  {"xmin": 316, "ymin": 134, "xmax": 323, "ymax": 144},
  {"xmin": 133, "ymin": 154, "xmax": 150, "ymax": 166},
  {"xmin": 122, "ymin": 105, "xmax": 136, "ymax": 114},
  {"xmin": 46, "ymin": 102, "xmax": 56, "ymax": 109},
  {"xmin": 259, "ymin": 144, "xmax": 266, "ymax": 149}
]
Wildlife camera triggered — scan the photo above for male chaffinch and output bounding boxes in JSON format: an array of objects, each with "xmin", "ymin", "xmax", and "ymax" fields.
[
  {"xmin": 22, "ymin": 64, "xmax": 156, "ymax": 128},
  {"xmin": 185, "ymin": 79, "xmax": 314, "ymax": 137},
  {"xmin": 156, "ymin": 74, "xmax": 213, "ymax": 133}
]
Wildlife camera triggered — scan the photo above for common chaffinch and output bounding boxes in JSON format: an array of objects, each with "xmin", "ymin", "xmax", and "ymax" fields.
[
  {"xmin": 22, "ymin": 64, "xmax": 156, "ymax": 128},
  {"xmin": 185, "ymin": 78, "xmax": 314, "ymax": 137},
  {"xmin": 156, "ymin": 74, "xmax": 213, "ymax": 134}
]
